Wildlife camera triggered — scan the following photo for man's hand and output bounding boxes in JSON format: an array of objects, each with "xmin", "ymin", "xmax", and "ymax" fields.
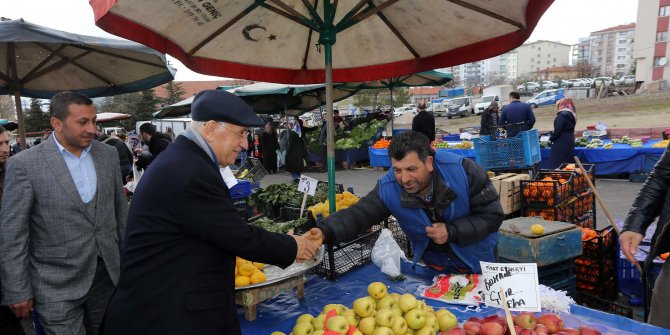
[
  {"xmin": 290, "ymin": 233, "xmax": 317, "ymax": 262},
  {"xmin": 620, "ymin": 231, "xmax": 644, "ymax": 265},
  {"xmin": 426, "ymin": 223, "xmax": 448, "ymax": 245},
  {"xmin": 305, "ymin": 228, "xmax": 324, "ymax": 250},
  {"xmin": 9, "ymin": 299, "xmax": 33, "ymax": 319}
]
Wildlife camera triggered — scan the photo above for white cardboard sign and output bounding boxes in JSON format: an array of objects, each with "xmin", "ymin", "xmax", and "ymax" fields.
[
  {"xmin": 220, "ymin": 167, "xmax": 238, "ymax": 189},
  {"xmin": 298, "ymin": 175, "xmax": 318, "ymax": 196},
  {"xmin": 479, "ymin": 261, "xmax": 541, "ymax": 312}
]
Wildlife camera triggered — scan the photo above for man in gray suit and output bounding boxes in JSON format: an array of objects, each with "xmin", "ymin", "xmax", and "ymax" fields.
[{"xmin": 0, "ymin": 91, "xmax": 127, "ymax": 335}]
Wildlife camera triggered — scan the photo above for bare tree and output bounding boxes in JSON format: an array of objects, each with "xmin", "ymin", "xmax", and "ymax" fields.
[{"xmin": 0, "ymin": 96, "xmax": 15, "ymax": 120}]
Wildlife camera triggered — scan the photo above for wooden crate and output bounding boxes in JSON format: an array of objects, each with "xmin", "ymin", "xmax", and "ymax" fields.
[
  {"xmin": 491, "ymin": 173, "xmax": 530, "ymax": 214},
  {"xmin": 235, "ymin": 274, "xmax": 305, "ymax": 321}
]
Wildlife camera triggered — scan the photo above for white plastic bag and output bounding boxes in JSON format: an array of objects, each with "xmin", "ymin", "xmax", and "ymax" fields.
[
  {"xmin": 371, "ymin": 229, "xmax": 407, "ymax": 277},
  {"xmin": 125, "ymin": 163, "xmax": 144, "ymax": 193}
]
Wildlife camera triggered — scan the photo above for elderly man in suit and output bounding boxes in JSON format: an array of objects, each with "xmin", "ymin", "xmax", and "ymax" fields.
[
  {"xmin": 103, "ymin": 90, "xmax": 319, "ymax": 335},
  {"xmin": 0, "ymin": 91, "xmax": 127, "ymax": 335}
]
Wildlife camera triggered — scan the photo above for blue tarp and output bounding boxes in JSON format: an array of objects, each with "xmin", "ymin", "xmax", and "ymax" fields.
[{"xmin": 239, "ymin": 262, "xmax": 669, "ymax": 335}]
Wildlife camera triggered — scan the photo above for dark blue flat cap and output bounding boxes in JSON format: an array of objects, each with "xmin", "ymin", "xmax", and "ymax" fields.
[{"xmin": 191, "ymin": 90, "xmax": 264, "ymax": 127}]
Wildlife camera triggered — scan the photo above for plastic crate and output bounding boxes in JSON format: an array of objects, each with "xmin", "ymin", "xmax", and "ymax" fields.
[
  {"xmin": 617, "ymin": 257, "xmax": 663, "ymax": 305},
  {"xmin": 574, "ymin": 292, "xmax": 633, "ymax": 319},
  {"xmin": 230, "ymin": 180, "xmax": 252, "ymax": 200},
  {"xmin": 314, "ymin": 224, "xmax": 382, "ymax": 280},
  {"xmin": 279, "ymin": 206, "xmax": 314, "ymax": 235},
  {"xmin": 258, "ymin": 203, "xmax": 281, "ymax": 220},
  {"xmin": 234, "ymin": 200, "xmax": 254, "ymax": 221},
  {"xmin": 385, "ymin": 218, "xmax": 412, "ymax": 258},
  {"xmin": 582, "ymin": 226, "xmax": 617, "ymax": 260},
  {"xmin": 234, "ymin": 158, "xmax": 268, "ymax": 182},
  {"xmin": 473, "ymin": 129, "xmax": 541, "ymax": 170},
  {"xmin": 522, "ymin": 202, "xmax": 575, "ymax": 223},
  {"xmin": 520, "ymin": 171, "xmax": 575, "ymax": 207},
  {"xmin": 557, "ymin": 163, "xmax": 595, "ymax": 193},
  {"xmin": 573, "ymin": 211, "xmax": 595, "ymax": 229},
  {"xmin": 571, "ymin": 191, "xmax": 595, "ymax": 219}
]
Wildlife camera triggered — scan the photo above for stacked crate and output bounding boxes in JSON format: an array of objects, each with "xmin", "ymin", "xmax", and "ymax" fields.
[{"xmin": 575, "ymin": 227, "xmax": 618, "ymax": 300}]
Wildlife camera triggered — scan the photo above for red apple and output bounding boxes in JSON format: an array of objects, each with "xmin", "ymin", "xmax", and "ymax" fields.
[
  {"xmin": 578, "ymin": 326, "xmax": 601, "ymax": 335},
  {"xmin": 535, "ymin": 324, "xmax": 548, "ymax": 335},
  {"xmin": 536, "ymin": 314, "xmax": 563, "ymax": 334},
  {"xmin": 518, "ymin": 329, "xmax": 538, "ymax": 335},
  {"xmin": 483, "ymin": 315, "xmax": 507, "ymax": 328},
  {"xmin": 513, "ymin": 312, "xmax": 537, "ymax": 330},
  {"xmin": 467, "ymin": 317, "xmax": 484, "ymax": 324},
  {"xmin": 464, "ymin": 321, "xmax": 482, "ymax": 335},
  {"xmin": 559, "ymin": 328, "xmax": 579, "ymax": 335},
  {"xmin": 480, "ymin": 322, "xmax": 506, "ymax": 335},
  {"xmin": 443, "ymin": 327, "xmax": 467, "ymax": 335}
]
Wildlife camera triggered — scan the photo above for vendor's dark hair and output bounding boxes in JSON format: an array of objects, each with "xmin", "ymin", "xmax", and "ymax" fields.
[
  {"xmin": 49, "ymin": 91, "xmax": 93, "ymax": 120},
  {"xmin": 509, "ymin": 91, "xmax": 520, "ymax": 99},
  {"xmin": 388, "ymin": 131, "xmax": 435, "ymax": 162},
  {"xmin": 0, "ymin": 125, "xmax": 6, "ymax": 135},
  {"xmin": 139, "ymin": 123, "xmax": 156, "ymax": 135}
]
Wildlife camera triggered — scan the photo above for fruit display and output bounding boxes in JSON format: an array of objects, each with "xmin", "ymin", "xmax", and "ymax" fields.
[
  {"xmin": 237, "ymin": 168, "xmax": 254, "ymax": 180},
  {"xmin": 653, "ymin": 139, "xmax": 669, "ymax": 148},
  {"xmin": 539, "ymin": 140, "xmax": 552, "ymax": 148},
  {"xmin": 373, "ymin": 139, "xmax": 392, "ymax": 149},
  {"xmin": 433, "ymin": 141, "xmax": 452, "ymax": 149},
  {"xmin": 234, "ymin": 257, "xmax": 267, "ymax": 287},
  {"xmin": 336, "ymin": 138, "xmax": 363, "ymax": 149},
  {"xmin": 307, "ymin": 191, "xmax": 360, "ymax": 220},
  {"xmin": 521, "ymin": 172, "xmax": 573, "ymax": 207},
  {"xmin": 575, "ymin": 137, "xmax": 611, "ymax": 148},
  {"xmin": 451, "ymin": 141, "xmax": 474, "ymax": 149},
  {"xmin": 611, "ymin": 136, "xmax": 643, "ymax": 147}
]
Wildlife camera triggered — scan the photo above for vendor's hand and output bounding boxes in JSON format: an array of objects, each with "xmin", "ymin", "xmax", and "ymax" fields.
[
  {"xmin": 9, "ymin": 299, "xmax": 33, "ymax": 319},
  {"xmin": 426, "ymin": 223, "xmax": 448, "ymax": 245},
  {"xmin": 305, "ymin": 228, "xmax": 324, "ymax": 250},
  {"xmin": 620, "ymin": 231, "xmax": 644, "ymax": 265},
  {"xmin": 290, "ymin": 234, "xmax": 316, "ymax": 262}
]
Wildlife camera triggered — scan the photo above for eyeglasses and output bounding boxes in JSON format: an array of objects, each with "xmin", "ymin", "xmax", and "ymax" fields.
[{"xmin": 216, "ymin": 122, "xmax": 249, "ymax": 141}]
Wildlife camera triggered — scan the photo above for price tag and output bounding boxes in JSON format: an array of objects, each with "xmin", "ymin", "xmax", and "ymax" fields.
[
  {"xmin": 479, "ymin": 261, "xmax": 541, "ymax": 312},
  {"xmin": 298, "ymin": 175, "xmax": 318, "ymax": 196},
  {"xmin": 220, "ymin": 167, "xmax": 238, "ymax": 189},
  {"xmin": 540, "ymin": 135, "xmax": 550, "ymax": 142}
]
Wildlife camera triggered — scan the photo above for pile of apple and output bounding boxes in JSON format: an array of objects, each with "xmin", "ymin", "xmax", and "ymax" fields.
[
  {"xmin": 271, "ymin": 281, "xmax": 460, "ymax": 335},
  {"xmin": 453, "ymin": 312, "xmax": 603, "ymax": 335}
]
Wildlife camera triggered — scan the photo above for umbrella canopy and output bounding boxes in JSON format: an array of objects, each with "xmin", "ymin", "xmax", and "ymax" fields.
[
  {"xmin": 0, "ymin": 119, "xmax": 18, "ymax": 131},
  {"xmin": 154, "ymin": 95, "xmax": 195, "ymax": 119},
  {"xmin": 0, "ymin": 18, "xmax": 176, "ymax": 149},
  {"xmin": 347, "ymin": 70, "xmax": 453, "ymax": 90},
  {"xmin": 96, "ymin": 112, "xmax": 131, "ymax": 123},
  {"xmin": 91, "ymin": 0, "xmax": 553, "ymax": 213}
]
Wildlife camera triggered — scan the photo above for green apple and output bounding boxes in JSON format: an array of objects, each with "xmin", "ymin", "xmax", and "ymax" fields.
[
  {"xmin": 352, "ymin": 296, "xmax": 375, "ymax": 318},
  {"xmin": 344, "ymin": 309, "xmax": 359, "ymax": 327},
  {"xmin": 371, "ymin": 326, "xmax": 394, "ymax": 335},
  {"xmin": 312, "ymin": 313, "xmax": 326, "ymax": 330},
  {"xmin": 437, "ymin": 312, "xmax": 458, "ymax": 332},
  {"xmin": 296, "ymin": 314, "xmax": 315, "ymax": 325},
  {"xmin": 376, "ymin": 296, "xmax": 397, "ymax": 310},
  {"xmin": 404, "ymin": 308, "xmax": 427, "ymax": 330},
  {"xmin": 351, "ymin": 330, "xmax": 363, "ymax": 335},
  {"xmin": 398, "ymin": 293, "xmax": 418, "ymax": 313},
  {"xmin": 389, "ymin": 292, "xmax": 401, "ymax": 303},
  {"xmin": 368, "ymin": 282, "xmax": 388, "ymax": 300},
  {"xmin": 323, "ymin": 304, "xmax": 346, "ymax": 316},
  {"xmin": 312, "ymin": 331, "xmax": 324, "ymax": 335},
  {"xmin": 392, "ymin": 314, "xmax": 409, "ymax": 335},
  {"xmin": 325, "ymin": 315, "xmax": 349, "ymax": 335},
  {"xmin": 358, "ymin": 317, "xmax": 376, "ymax": 335},
  {"xmin": 270, "ymin": 332, "xmax": 286, "ymax": 335},
  {"xmin": 415, "ymin": 326, "xmax": 435, "ymax": 335},
  {"xmin": 406, "ymin": 329, "xmax": 415, "ymax": 335},
  {"xmin": 416, "ymin": 300, "xmax": 428, "ymax": 313},
  {"xmin": 292, "ymin": 322, "xmax": 314, "ymax": 335},
  {"xmin": 434, "ymin": 309, "xmax": 451, "ymax": 319},
  {"xmin": 425, "ymin": 313, "xmax": 438, "ymax": 333},
  {"xmin": 375, "ymin": 307, "xmax": 396, "ymax": 328},
  {"xmin": 391, "ymin": 306, "xmax": 403, "ymax": 319}
]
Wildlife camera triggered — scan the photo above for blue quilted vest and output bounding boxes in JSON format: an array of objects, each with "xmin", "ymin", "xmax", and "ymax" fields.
[{"xmin": 379, "ymin": 151, "xmax": 497, "ymax": 273}]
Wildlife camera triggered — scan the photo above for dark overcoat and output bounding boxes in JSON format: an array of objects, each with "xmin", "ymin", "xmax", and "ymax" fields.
[
  {"xmin": 549, "ymin": 110, "xmax": 576, "ymax": 169},
  {"xmin": 103, "ymin": 135, "xmax": 297, "ymax": 335}
]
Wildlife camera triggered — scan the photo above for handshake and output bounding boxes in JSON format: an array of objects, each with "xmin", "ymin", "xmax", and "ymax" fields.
[{"xmin": 291, "ymin": 228, "xmax": 325, "ymax": 261}]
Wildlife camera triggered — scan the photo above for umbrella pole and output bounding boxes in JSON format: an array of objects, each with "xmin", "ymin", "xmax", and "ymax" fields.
[
  {"xmin": 389, "ymin": 88, "xmax": 395, "ymax": 134},
  {"xmin": 325, "ymin": 43, "xmax": 336, "ymax": 215},
  {"xmin": 14, "ymin": 91, "xmax": 28, "ymax": 150}
]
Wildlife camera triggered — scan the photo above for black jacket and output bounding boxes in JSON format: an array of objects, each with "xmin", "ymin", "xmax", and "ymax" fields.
[
  {"xmin": 479, "ymin": 108, "xmax": 498, "ymax": 136},
  {"xmin": 318, "ymin": 158, "xmax": 503, "ymax": 250},
  {"xmin": 136, "ymin": 132, "xmax": 172, "ymax": 169},
  {"xmin": 104, "ymin": 138, "xmax": 134, "ymax": 167},
  {"xmin": 549, "ymin": 111, "xmax": 576, "ymax": 169},
  {"xmin": 623, "ymin": 141, "xmax": 670, "ymax": 270},
  {"xmin": 103, "ymin": 136, "xmax": 297, "ymax": 335},
  {"xmin": 412, "ymin": 111, "xmax": 436, "ymax": 142}
]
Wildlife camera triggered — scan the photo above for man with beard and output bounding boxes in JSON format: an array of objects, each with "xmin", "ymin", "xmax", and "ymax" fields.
[
  {"xmin": 135, "ymin": 122, "xmax": 172, "ymax": 170},
  {"xmin": 0, "ymin": 91, "xmax": 127, "ymax": 334}
]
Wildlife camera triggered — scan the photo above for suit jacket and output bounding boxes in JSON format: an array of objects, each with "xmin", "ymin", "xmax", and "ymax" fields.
[
  {"xmin": 0, "ymin": 137, "xmax": 127, "ymax": 305},
  {"xmin": 103, "ymin": 135, "xmax": 297, "ymax": 335}
]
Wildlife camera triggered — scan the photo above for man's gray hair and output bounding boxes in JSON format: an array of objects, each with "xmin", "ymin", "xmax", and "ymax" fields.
[{"xmin": 191, "ymin": 120, "xmax": 209, "ymax": 129}]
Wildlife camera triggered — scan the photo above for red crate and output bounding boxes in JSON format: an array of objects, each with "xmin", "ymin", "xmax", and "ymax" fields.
[{"xmin": 521, "ymin": 171, "xmax": 574, "ymax": 207}]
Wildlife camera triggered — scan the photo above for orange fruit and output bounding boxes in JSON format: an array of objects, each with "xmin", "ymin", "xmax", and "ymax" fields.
[
  {"xmin": 238, "ymin": 264, "xmax": 257, "ymax": 277},
  {"xmin": 235, "ymin": 276, "xmax": 251, "ymax": 287},
  {"xmin": 250, "ymin": 271, "xmax": 267, "ymax": 284},
  {"xmin": 660, "ymin": 252, "xmax": 669, "ymax": 260}
]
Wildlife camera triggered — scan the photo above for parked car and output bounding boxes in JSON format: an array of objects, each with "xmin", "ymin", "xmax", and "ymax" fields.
[
  {"xmin": 517, "ymin": 82, "xmax": 540, "ymax": 92},
  {"xmin": 393, "ymin": 106, "xmax": 416, "ymax": 118},
  {"xmin": 592, "ymin": 77, "xmax": 614, "ymax": 87},
  {"xmin": 525, "ymin": 88, "xmax": 565, "ymax": 108},
  {"xmin": 573, "ymin": 78, "xmax": 592, "ymax": 87},
  {"xmin": 560, "ymin": 79, "xmax": 579, "ymax": 88},
  {"xmin": 614, "ymin": 75, "xmax": 635, "ymax": 86},
  {"xmin": 474, "ymin": 95, "xmax": 499, "ymax": 115},
  {"xmin": 539, "ymin": 80, "xmax": 558, "ymax": 89},
  {"xmin": 444, "ymin": 96, "xmax": 474, "ymax": 119}
]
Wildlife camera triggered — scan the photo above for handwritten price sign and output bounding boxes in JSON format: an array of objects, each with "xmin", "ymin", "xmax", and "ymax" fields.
[
  {"xmin": 298, "ymin": 175, "xmax": 318, "ymax": 196},
  {"xmin": 479, "ymin": 262, "xmax": 541, "ymax": 312}
]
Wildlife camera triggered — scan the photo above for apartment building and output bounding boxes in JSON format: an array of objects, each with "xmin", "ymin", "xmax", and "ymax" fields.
[
  {"xmin": 514, "ymin": 40, "xmax": 571, "ymax": 78},
  {"xmin": 589, "ymin": 23, "xmax": 636, "ymax": 77},
  {"xmin": 634, "ymin": 0, "xmax": 670, "ymax": 88}
]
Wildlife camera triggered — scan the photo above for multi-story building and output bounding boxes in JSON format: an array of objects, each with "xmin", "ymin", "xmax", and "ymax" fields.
[
  {"xmin": 505, "ymin": 51, "xmax": 518, "ymax": 80},
  {"xmin": 589, "ymin": 23, "xmax": 635, "ymax": 77},
  {"xmin": 634, "ymin": 0, "xmax": 670, "ymax": 89},
  {"xmin": 514, "ymin": 40, "xmax": 571, "ymax": 79},
  {"xmin": 573, "ymin": 37, "xmax": 590, "ymax": 67}
]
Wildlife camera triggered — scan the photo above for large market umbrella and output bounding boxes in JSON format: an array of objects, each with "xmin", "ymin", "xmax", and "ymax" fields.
[
  {"xmin": 96, "ymin": 112, "xmax": 131, "ymax": 123},
  {"xmin": 0, "ymin": 18, "xmax": 176, "ymax": 149},
  {"xmin": 0, "ymin": 119, "xmax": 18, "ymax": 131},
  {"xmin": 91, "ymin": 0, "xmax": 553, "ymax": 213}
]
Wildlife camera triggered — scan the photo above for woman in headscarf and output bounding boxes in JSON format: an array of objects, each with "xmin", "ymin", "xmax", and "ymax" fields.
[
  {"xmin": 549, "ymin": 97, "xmax": 577, "ymax": 169},
  {"xmin": 479, "ymin": 100, "xmax": 499, "ymax": 136}
]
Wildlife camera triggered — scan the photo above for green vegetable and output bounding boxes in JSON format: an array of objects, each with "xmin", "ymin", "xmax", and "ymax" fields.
[{"xmin": 250, "ymin": 217, "xmax": 308, "ymax": 234}]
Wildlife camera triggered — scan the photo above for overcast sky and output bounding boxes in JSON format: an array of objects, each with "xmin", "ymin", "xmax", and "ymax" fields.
[{"xmin": 1, "ymin": 0, "xmax": 639, "ymax": 81}]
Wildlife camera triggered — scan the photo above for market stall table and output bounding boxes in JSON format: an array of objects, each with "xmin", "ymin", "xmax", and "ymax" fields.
[
  {"xmin": 238, "ymin": 262, "xmax": 668, "ymax": 335},
  {"xmin": 308, "ymin": 147, "xmax": 370, "ymax": 169},
  {"xmin": 368, "ymin": 145, "xmax": 475, "ymax": 168}
]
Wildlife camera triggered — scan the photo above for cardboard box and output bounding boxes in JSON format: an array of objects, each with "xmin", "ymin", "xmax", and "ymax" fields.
[
  {"xmin": 490, "ymin": 173, "xmax": 530, "ymax": 214},
  {"xmin": 498, "ymin": 217, "xmax": 582, "ymax": 266}
]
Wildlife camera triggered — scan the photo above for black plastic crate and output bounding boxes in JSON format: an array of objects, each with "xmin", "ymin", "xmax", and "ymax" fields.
[
  {"xmin": 258, "ymin": 203, "xmax": 281, "ymax": 220},
  {"xmin": 557, "ymin": 163, "xmax": 595, "ymax": 193},
  {"xmin": 521, "ymin": 171, "xmax": 575, "ymax": 207},
  {"xmin": 522, "ymin": 201, "xmax": 575, "ymax": 223},
  {"xmin": 234, "ymin": 200, "xmax": 254, "ymax": 221},
  {"xmin": 279, "ymin": 206, "xmax": 315, "ymax": 235},
  {"xmin": 385, "ymin": 218, "xmax": 412, "ymax": 258},
  {"xmin": 573, "ymin": 211, "xmax": 595, "ymax": 229},
  {"xmin": 574, "ymin": 292, "xmax": 633, "ymax": 319},
  {"xmin": 314, "ymin": 224, "xmax": 382, "ymax": 280},
  {"xmin": 234, "ymin": 157, "xmax": 268, "ymax": 182},
  {"xmin": 582, "ymin": 226, "xmax": 617, "ymax": 260}
]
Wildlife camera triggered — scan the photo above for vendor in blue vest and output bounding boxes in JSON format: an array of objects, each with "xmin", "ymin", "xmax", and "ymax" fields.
[{"xmin": 308, "ymin": 131, "xmax": 503, "ymax": 273}]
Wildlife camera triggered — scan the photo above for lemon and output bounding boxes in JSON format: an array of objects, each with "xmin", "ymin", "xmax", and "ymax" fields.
[
  {"xmin": 238, "ymin": 263, "xmax": 257, "ymax": 277},
  {"xmin": 252, "ymin": 262, "xmax": 265, "ymax": 270},
  {"xmin": 250, "ymin": 271, "xmax": 267, "ymax": 284},
  {"xmin": 235, "ymin": 275, "xmax": 251, "ymax": 287},
  {"xmin": 530, "ymin": 224, "xmax": 545, "ymax": 235}
]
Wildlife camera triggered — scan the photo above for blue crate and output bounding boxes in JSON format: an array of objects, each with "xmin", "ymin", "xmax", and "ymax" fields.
[
  {"xmin": 392, "ymin": 129, "xmax": 409, "ymax": 137},
  {"xmin": 473, "ymin": 129, "xmax": 541, "ymax": 170},
  {"xmin": 230, "ymin": 179, "xmax": 252, "ymax": 199},
  {"xmin": 617, "ymin": 257, "xmax": 663, "ymax": 306}
]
